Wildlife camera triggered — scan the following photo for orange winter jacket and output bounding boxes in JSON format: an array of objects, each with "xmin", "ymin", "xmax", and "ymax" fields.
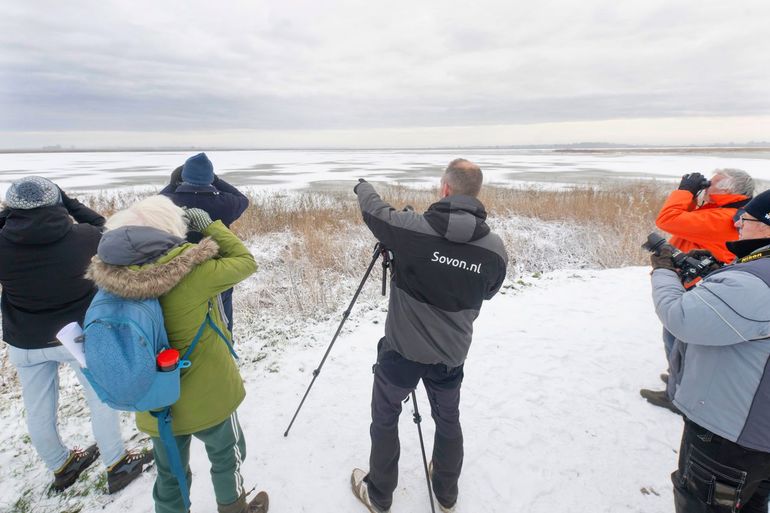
[{"xmin": 655, "ymin": 190, "xmax": 750, "ymax": 264}]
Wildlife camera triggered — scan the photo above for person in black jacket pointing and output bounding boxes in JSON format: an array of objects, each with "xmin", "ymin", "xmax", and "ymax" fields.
[{"xmin": 350, "ymin": 159, "xmax": 508, "ymax": 513}]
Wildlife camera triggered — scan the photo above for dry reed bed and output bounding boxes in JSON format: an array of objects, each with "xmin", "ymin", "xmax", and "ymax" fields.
[
  {"xmin": 78, "ymin": 183, "xmax": 669, "ymax": 320},
  {"xmin": 84, "ymin": 183, "xmax": 669, "ymax": 274}
]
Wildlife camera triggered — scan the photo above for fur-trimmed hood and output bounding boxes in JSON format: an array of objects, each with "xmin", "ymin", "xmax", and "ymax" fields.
[{"xmin": 87, "ymin": 232, "xmax": 219, "ymax": 300}]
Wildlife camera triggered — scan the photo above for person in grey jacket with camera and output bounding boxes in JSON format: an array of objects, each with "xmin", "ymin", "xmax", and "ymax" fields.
[{"xmin": 650, "ymin": 188, "xmax": 770, "ymax": 512}]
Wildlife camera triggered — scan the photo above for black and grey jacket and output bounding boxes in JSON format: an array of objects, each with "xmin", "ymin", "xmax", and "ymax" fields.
[{"xmin": 356, "ymin": 181, "xmax": 508, "ymax": 368}]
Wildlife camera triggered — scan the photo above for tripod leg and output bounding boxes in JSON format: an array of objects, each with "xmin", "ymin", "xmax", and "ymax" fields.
[
  {"xmin": 411, "ymin": 390, "xmax": 437, "ymax": 513},
  {"xmin": 283, "ymin": 244, "xmax": 382, "ymax": 437}
]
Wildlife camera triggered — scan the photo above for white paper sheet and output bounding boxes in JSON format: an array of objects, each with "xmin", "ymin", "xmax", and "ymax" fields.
[{"xmin": 56, "ymin": 322, "xmax": 87, "ymax": 368}]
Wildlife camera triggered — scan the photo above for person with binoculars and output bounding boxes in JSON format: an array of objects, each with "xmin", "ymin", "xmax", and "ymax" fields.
[
  {"xmin": 650, "ymin": 188, "xmax": 770, "ymax": 513},
  {"xmin": 641, "ymin": 168, "xmax": 754, "ymax": 413},
  {"xmin": 0, "ymin": 177, "xmax": 153, "ymax": 495}
]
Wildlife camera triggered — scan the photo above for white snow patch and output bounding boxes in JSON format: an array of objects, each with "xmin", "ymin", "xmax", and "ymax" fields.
[{"xmin": 0, "ymin": 267, "xmax": 682, "ymax": 513}]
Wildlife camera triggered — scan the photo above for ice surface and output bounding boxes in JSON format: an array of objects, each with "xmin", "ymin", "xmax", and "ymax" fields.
[{"xmin": 1, "ymin": 148, "xmax": 769, "ymax": 194}]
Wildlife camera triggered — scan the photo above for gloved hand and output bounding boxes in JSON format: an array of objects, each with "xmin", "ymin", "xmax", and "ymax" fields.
[
  {"xmin": 678, "ymin": 172, "xmax": 709, "ymax": 195},
  {"xmin": 353, "ymin": 178, "xmax": 367, "ymax": 194},
  {"xmin": 684, "ymin": 249, "xmax": 722, "ymax": 273},
  {"xmin": 169, "ymin": 166, "xmax": 183, "ymax": 187},
  {"xmin": 183, "ymin": 208, "xmax": 214, "ymax": 232},
  {"xmin": 650, "ymin": 245, "xmax": 677, "ymax": 272},
  {"xmin": 57, "ymin": 186, "xmax": 78, "ymax": 211}
]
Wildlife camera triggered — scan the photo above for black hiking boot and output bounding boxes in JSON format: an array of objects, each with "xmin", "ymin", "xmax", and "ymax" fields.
[
  {"xmin": 107, "ymin": 449, "xmax": 154, "ymax": 494},
  {"xmin": 51, "ymin": 444, "xmax": 100, "ymax": 492},
  {"xmin": 246, "ymin": 491, "xmax": 269, "ymax": 513},
  {"xmin": 640, "ymin": 389, "xmax": 681, "ymax": 415}
]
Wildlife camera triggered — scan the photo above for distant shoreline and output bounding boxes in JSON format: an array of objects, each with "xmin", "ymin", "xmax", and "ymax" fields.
[{"xmin": 2, "ymin": 146, "xmax": 770, "ymax": 155}]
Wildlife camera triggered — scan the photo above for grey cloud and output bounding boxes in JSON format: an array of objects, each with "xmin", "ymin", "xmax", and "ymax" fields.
[{"xmin": 1, "ymin": 0, "xmax": 769, "ymax": 134}]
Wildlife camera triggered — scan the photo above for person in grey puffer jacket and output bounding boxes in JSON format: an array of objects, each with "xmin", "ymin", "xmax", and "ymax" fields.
[
  {"xmin": 651, "ymin": 188, "xmax": 770, "ymax": 513},
  {"xmin": 350, "ymin": 159, "xmax": 508, "ymax": 513}
]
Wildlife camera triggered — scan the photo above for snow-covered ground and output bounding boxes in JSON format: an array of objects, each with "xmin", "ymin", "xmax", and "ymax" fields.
[
  {"xmin": 1, "ymin": 148, "xmax": 770, "ymax": 192},
  {"xmin": 0, "ymin": 266, "xmax": 683, "ymax": 513}
]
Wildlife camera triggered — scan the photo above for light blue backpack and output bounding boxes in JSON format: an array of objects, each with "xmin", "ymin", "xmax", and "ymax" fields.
[{"xmin": 81, "ymin": 289, "xmax": 236, "ymax": 509}]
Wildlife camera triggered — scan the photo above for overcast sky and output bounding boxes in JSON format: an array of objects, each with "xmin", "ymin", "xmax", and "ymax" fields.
[{"xmin": 2, "ymin": 0, "xmax": 769, "ymax": 148}]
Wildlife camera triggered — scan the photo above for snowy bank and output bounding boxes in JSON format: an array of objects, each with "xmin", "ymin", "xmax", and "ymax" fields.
[{"xmin": 0, "ymin": 266, "xmax": 683, "ymax": 513}]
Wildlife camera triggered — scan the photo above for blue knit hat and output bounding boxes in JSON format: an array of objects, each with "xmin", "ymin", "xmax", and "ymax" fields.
[
  {"xmin": 181, "ymin": 153, "xmax": 215, "ymax": 185},
  {"xmin": 744, "ymin": 189, "xmax": 770, "ymax": 226},
  {"xmin": 5, "ymin": 176, "xmax": 61, "ymax": 210}
]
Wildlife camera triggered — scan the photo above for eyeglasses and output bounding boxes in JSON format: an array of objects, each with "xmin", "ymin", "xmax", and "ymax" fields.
[{"xmin": 738, "ymin": 216, "xmax": 764, "ymax": 227}]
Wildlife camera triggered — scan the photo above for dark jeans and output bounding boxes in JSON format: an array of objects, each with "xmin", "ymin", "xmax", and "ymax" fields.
[
  {"xmin": 673, "ymin": 419, "xmax": 770, "ymax": 513},
  {"xmin": 366, "ymin": 339, "xmax": 464, "ymax": 511}
]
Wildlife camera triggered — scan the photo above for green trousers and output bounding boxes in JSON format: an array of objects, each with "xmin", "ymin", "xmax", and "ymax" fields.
[{"xmin": 151, "ymin": 412, "xmax": 247, "ymax": 513}]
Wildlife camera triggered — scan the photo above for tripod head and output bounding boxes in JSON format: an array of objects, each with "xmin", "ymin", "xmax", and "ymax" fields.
[{"xmin": 378, "ymin": 243, "xmax": 393, "ymax": 296}]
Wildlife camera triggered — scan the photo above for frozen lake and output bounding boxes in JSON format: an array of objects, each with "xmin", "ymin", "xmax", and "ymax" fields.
[{"xmin": 1, "ymin": 148, "xmax": 769, "ymax": 193}]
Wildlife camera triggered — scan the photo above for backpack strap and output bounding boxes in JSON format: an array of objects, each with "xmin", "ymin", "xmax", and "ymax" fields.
[
  {"xmin": 151, "ymin": 300, "xmax": 237, "ymax": 509},
  {"xmin": 151, "ymin": 407, "xmax": 191, "ymax": 510},
  {"xmin": 179, "ymin": 301, "xmax": 238, "ymax": 367}
]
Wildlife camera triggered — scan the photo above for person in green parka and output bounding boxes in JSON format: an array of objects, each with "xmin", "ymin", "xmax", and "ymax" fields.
[{"xmin": 86, "ymin": 195, "xmax": 267, "ymax": 513}]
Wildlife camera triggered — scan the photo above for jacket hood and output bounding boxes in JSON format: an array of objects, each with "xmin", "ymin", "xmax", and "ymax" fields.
[
  {"xmin": 97, "ymin": 226, "xmax": 184, "ymax": 265},
  {"xmin": 0, "ymin": 206, "xmax": 73, "ymax": 245},
  {"xmin": 705, "ymin": 193, "xmax": 751, "ymax": 208},
  {"xmin": 175, "ymin": 183, "xmax": 219, "ymax": 194},
  {"xmin": 87, "ymin": 226, "xmax": 219, "ymax": 299},
  {"xmin": 423, "ymin": 195, "xmax": 490, "ymax": 243}
]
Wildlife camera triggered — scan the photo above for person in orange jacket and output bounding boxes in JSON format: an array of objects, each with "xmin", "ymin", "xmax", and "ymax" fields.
[
  {"xmin": 641, "ymin": 168, "xmax": 754, "ymax": 413},
  {"xmin": 656, "ymin": 169, "xmax": 754, "ymax": 264}
]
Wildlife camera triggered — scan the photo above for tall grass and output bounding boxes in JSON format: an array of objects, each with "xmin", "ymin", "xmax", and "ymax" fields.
[{"xmin": 78, "ymin": 182, "xmax": 669, "ymax": 319}]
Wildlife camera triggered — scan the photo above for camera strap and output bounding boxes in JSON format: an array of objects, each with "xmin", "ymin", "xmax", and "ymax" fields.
[{"xmin": 739, "ymin": 250, "xmax": 770, "ymax": 264}]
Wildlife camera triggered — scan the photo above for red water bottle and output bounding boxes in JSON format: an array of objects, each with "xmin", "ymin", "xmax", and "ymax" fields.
[{"xmin": 157, "ymin": 349, "xmax": 180, "ymax": 372}]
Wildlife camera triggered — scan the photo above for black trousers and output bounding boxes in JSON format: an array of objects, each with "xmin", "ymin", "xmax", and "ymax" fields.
[
  {"xmin": 366, "ymin": 339, "xmax": 464, "ymax": 510},
  {"xmin": 673, "ymin": 419, "xmax": 770, "ymax": 513}
]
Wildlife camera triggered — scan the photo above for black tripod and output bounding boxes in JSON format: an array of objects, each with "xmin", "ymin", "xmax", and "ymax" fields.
[
  {"xmin": 283, "ymin": 243, "xmax": 387, "ymax": 437},
  {"xmin": 282, "ymin": 241, "xmax": 437, "ymax": 512}
]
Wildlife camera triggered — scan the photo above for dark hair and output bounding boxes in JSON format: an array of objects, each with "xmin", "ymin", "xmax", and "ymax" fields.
[{"xmin": 443, "ymin": 158, "xmax": 483, "ymax": 197}]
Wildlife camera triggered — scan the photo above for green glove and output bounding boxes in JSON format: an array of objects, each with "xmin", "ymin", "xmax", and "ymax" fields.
[
  {"xmin": 650, "ymin": 245, "xmax": 677, "ymax": 272},
  {"xmin": 184, "ymin": 208, "xmax": 213, "ymax": 232}
]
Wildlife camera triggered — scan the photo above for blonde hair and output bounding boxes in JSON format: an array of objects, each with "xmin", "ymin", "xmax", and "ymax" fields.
[{"xmin": 106, "ymin": 195, "xmax": 187, "ymax": 238}]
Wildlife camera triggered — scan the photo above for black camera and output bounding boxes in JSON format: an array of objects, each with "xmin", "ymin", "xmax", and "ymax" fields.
[{"xmin": 642, "ymin": 233, "xmax": 719, "ymax": 282}]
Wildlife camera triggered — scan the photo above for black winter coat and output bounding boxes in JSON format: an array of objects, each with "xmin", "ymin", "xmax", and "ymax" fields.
[
  {"xmin": 160, "ymin": 176, "xmax": 249, "ymax": 228},
  {"xmin": 0, "ymin": 202, "xmax": 104, "ymax": 349}
]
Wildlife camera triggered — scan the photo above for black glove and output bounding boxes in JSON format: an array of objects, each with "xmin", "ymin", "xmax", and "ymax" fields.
[
  {"xmin": 678, "ymin": 173, "xmax": 708, "ymax": 195},
  {"xmin": 57, "ymin": 186, "xmax": 106, "ymax": 227},
  {"xmin": 684, "ymin": 249, "xmax": 722, "ymax": 273},
  {"xmin": 170, "ymin": 166, "xmax": 184, "ymax": 187},
  {"xmin": 651, "ymin": 245, "xmax": 677, "ymax": 272},
  {"xmin": 353, "ymin": 178, "xmax": 367, "ymax": 194}
]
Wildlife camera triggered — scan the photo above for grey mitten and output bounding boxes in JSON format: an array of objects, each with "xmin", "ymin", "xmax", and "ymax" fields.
[{"xmin": 184, "ymin": 207, "xmax": 214, "ymax": 232}]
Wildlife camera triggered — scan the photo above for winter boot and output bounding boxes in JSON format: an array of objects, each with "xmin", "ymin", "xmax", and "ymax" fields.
[
  {"xmin": 51, "ymin": 444, "xmax": 100, "ymax": 492},
  {"xmin": 246, "ymin": 491, "xmax": 269, "ymax": 513},
  {"xmin": 351, "ymin": 468, "xmax": 391, "ymax": 513},
  {"xmin": 640, "ymin": 389, "xmax": 681, "ymax": 415},
  {"xmin": 107, "ymin": 449, "xmax": 154, "ymax": 494}
]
